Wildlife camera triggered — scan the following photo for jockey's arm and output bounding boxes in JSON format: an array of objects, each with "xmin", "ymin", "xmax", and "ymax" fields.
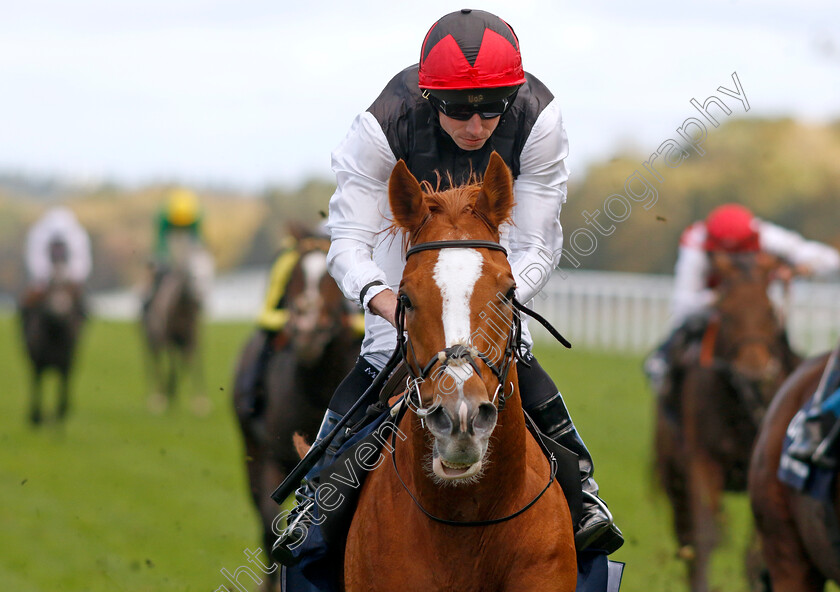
[
  {"xmin": 758, "ymin": 220, "xmax": 840, "ymax": 278},
  {"xmin": 325, "ymin": 112, "xmax": 397, "ymax": 315},
  {"xmin": 257, "ymin": 249, "xmax": 300, "ymax": 331},
  {"xmin": 671, "ymin": 244, "xmax": 715, "ymax": 327},
  {"xmin": 507, "ymin": 99, "xmax": 569, "ymax": 304},
  {"xmin": 25, "ymin": 225, "xmax": 52, "ymax": 284},
  {"xmin": 368, "ymin": 290, "xmax": 398, "ymax": 328},
  {"xmin": 67, "ymin": 227, "xmax": 92, "ymax": 284}
]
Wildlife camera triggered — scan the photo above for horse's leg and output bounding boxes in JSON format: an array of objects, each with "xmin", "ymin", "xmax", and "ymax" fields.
[
  {"xmin": 743, "ymin": 529, "xmax": 770, "ymax": 592},
  {"xmin": 57, "ymin": 368, "xmax": 70, "ymax": 421},
  {"xmin": 686, "ymin": 451, "xmax": 724, "ymax": 592},
  {"xmin": 192, "ymin": 345, "xmax": 206, "ymax": 399},
  {"xmin": 29, "ymin": 368, "xmax": 43, "ymax": 425},
  {"xmin": 146, "ymin": 347, "xmax": 169, "ymax": 413},
  {"xmin": 655, "ymin": 404, "xmax": 695, "ymax": 557},
  {"xmin": 751, "ymin": 440, "xmax": 825, "ymax": 591},
  {"xmin": 165, "ymin": 347, "xmax": 179, "ymax": 403},
  {"xmin": 188, "ymin": 342, "xmax": 211, "ymax": 415},
  {"xmin": 257, "ymin": 458, "xmax": 283, "ymax": 590}
]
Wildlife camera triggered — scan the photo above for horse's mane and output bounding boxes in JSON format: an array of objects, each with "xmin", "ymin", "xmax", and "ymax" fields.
[{"xmin": 388, "ymin": 172, "xmax": 508, "ymax": 250}]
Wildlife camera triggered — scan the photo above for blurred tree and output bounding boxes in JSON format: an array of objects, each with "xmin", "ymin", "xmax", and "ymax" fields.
[{"xmin": 562, "ymin": 118, "xmax": 840, "ymax": 274}]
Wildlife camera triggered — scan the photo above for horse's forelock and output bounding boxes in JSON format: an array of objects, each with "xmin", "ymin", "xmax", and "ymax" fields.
[{"xmin": 390, "ymin": 181, "xmax": 497, "ymax": 249}]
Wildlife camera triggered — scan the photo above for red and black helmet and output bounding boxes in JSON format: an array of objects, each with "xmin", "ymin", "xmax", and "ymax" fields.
[
  {"xmin": 704, "ymin": 204, "xmax": 760, "ymax": 253},
  {"xmin": 418, "ymin": 9, "xmax": 525, "ymax": 97}
]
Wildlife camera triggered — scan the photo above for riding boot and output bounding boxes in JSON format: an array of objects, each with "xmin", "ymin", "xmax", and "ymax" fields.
[
  {"xmin": 271, "ymin": 408, "xmax": 347, "ymax": 566},
  {"xmin": 528, "ymin": 392, "xmax": 625, "ymax": 554}
]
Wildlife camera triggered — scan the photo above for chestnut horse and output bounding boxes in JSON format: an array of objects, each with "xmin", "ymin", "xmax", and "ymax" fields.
[
  {"xmin": 343, "ymin": 153, "xmax": 576, "ymax": 591},
  {"xmin": 654, "ymin": 252, "xmax": 800, "ymax": 592},
  {"xmin": 233, "ymin": 236, "xmax": 360, "ymax": 591},
  {"xmin": 749, "ymin": 350, "xmax": 840, "ymax": 591}
]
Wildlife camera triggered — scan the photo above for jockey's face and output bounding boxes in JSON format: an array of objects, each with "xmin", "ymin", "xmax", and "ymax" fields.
[{"xmin": 438, "ymin": 112, "xmax": 500, "ymax": 151}]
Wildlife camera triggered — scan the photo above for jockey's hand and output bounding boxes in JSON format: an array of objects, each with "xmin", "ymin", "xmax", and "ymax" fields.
[
  {"xmin": 775, "ymin": 263, "xmax": 813, "ymax": 283},
  {"xmin": 369, "ymin": 289, "xmax": 398, "ymax": 328}
]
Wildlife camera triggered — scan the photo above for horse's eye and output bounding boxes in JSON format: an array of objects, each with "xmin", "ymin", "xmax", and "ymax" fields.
[{"xmin": 399, "ymin": 293, "xmax": 413, "ymax": 309}]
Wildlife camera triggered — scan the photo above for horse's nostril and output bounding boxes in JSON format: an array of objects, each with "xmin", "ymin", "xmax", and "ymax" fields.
[
  {"xmin": 472, "ymin": 402, "xmax": 498, "ymax": 434},
  {"xmin": 425, "ymin": 405, "xmax": 453, "ymax": 435}
]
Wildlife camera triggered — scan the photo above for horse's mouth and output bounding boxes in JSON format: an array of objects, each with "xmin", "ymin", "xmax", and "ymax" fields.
[{"xmin": 432, "ymin": 450, "xmax": 483, "ymax": 482}]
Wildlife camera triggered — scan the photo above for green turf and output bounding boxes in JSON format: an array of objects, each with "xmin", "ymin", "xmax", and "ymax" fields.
[
  {"xmin": 0, "ymin": 315, "xmax": 262, "ymax": 591},
  {"xmin": 0, "ymin": 316, "xmax": 826, "ymax": 591}
]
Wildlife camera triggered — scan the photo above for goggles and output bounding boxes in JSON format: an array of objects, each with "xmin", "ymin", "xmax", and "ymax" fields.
[{"xmin": 424, "ymin": 89, "xmax": 518, "ymax": 121}]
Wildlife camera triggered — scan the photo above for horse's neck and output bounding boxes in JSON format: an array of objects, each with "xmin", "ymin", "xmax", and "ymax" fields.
[
  {"xmin": 404, "ymin": 387, "xmax": 530, "ymax": 522},
  {"xmin": 293, "ymin": 325, "xmax": 356, "ymax": 378}
]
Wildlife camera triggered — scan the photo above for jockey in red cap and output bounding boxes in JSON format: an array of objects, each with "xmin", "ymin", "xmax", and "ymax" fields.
[
  {"xmin": 644, "ymin": 202, "xmax": 839, "ymax": 395},
  {"xmin": 272, "ymin": 8, "xmax": 625, "ymax": 570},
  {"xmin": 703, "ymin": 204, "xmax": 761, "ymax": 253}
]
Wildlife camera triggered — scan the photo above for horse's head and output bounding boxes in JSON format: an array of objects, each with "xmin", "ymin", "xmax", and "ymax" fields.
[
  {"xmin": 710, "ymin": 251, "xmax": 787, "ymax": 385},
  {"xmin": 285, "ymin": 238, "xmax": 350, "ymax": 366},
  {"xmin": 389, "ymin": 152, "xmax": 517, "ymax": 485}
]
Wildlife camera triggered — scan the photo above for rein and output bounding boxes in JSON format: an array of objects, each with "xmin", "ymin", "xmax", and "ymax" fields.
[
  {"xmin": 400, "ymin": 240, "xmax": 522, "ymax": 411},
  {"xmin": 387, "ymin": 237, "xmax": 567, "ymax": 527}
]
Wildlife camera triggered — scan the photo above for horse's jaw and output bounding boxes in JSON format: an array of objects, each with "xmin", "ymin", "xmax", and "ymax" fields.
[
  {"xmin": 430, "ymin": 443, "xmax": 487, "ymax": 485},
  {"xmin": 420, "ymin": 390, "xmax": 497, "ymax": 486},
  {"xmin": 422, "ymin": 429, "xmax": 497, "ymax": 487}
]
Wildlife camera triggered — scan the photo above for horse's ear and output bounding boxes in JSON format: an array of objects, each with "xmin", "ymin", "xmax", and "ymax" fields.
[
  {"xmin": 476, "ymin": 152, "xmax": 514, "ymax": 229},
  {"xmin": 286, "ymin": 222, "xmax": 311, "ymax": 242},
  {"xmin": 389, "ymin": 160, "xmax": 429, "ymax": 233}
]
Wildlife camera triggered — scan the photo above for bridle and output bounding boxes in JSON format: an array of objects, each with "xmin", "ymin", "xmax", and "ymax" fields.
[
  {"xmin": 396, "ymin": 240, "xmax": 524, "ymax": 412},
  {"xmin": 389, "ymin": 238, "xmax": 569, "ymax": 527},
  {"xmin": 698, "ymin": 289, "xmax": 790, "ymax": 428}
]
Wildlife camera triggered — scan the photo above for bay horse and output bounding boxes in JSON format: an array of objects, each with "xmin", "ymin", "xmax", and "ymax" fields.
[
  {"xmin": 141, "ymin": 233, "xmax": 212, "ymax": 413},
  {"xmin": 654, "ymin": 251, "xmax": 801, "ymax": 592},
  {"xmin": 18, "ymin": 277, "xmax": 86, "ymax": 425},
  {"xmin": 749, "ymin": 350, "xmax": 840, "ymax": 591},
  {"xmin": 232, "ymin": 234, "xmax": 361, "ymax": 590},
  {"xmin": 343, "ymin": 153, "xmax": 576, "ymax": 591}
]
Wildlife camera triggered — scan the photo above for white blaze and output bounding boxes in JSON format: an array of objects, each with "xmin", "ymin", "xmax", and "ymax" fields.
[
  {"xmin": 300, "ymin": 251, "xmax": 327, "ymax": 297},
  {"xmin": 433, "ymin": 248, "xmax": 483, "ymax": 347}
]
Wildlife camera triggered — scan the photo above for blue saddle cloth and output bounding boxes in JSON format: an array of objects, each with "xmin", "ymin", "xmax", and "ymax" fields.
[{"xmin": 778, "ymin": 396, "xmax": 836, "ymax": 501}]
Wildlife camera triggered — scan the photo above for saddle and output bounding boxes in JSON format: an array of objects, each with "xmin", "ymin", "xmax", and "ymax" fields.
[{"xmin": 780, "ymin": 397, "xmax": 840, "ymax": 494}]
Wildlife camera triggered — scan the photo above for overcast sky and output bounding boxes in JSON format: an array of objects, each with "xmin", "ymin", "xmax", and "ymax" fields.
[{"xmin": 1, "ymin": 0, "xmax": 838, "ymax": 189}]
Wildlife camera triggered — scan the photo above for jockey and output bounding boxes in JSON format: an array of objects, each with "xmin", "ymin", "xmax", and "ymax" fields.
[
  {"xmin": 242, "ymin": 225, "xmax": 365, "ymax": 416},
  {"xmin": 145, "ymin": 187, "xmax": 214, "ymax": 307},
  {"xmin": 236, "ymin": 238, "xmax": 300, "ymax": 416},
  {"xmin": 273, "ymin": 9, "xmax": 624, "ymax": 563},
  {"xmin": 644, "ymin": 203, "xmax": 840, "ymax": 392},
  {"xmin": 155, "ymin": 187, "xmax": 203, "ymax": 262},
  {"xmin": 25, "ymin": 207, "xmax": 92, "ymax": 288}
]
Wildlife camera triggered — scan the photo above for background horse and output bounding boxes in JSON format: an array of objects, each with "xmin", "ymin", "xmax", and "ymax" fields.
[
  {"xmin": 749, "ymin": 351, "xmax": 840, "ymax": 591},
  {"xmin": 654, "ymin": 251, "xmax": 801, "ymax": 592},
  {"xmin": 141, "ymin": 233, "xmax": 212, "ymax": 412},
  {"xmin": 19, "ymin": 278, "xmax": 86, "ymax": 425},
  {"xmin": 232, "ymin": 235, "xmax": 360, "ymax": 591},
  {"xmin": 344, "ymin": 154, "xmax": 576, "ymax": 591}
]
